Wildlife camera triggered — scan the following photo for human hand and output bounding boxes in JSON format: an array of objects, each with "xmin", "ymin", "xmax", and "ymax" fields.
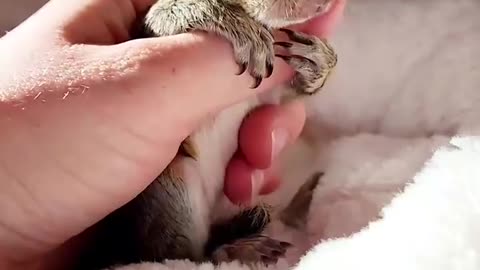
[{"xmin": 0, "ymin": 0, "xmax": 344, "ymax": 268}]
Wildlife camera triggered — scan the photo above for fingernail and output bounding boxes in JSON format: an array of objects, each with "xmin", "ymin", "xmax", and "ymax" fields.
[
  {"xmin": 251, "ymin": 169, "xmax": 265, "ymax": 202},
  {"xmin": 271, "ymin": 128, "xmax": 289, "ymax": 162}
]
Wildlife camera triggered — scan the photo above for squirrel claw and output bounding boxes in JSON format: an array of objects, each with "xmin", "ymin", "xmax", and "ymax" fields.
[
  {"xmin": 266, "ymin": 62, "xmax": 274, "ymax": 78},
  {"xmin": 250, "ymin": 76, "xmax": 263, "ymax": 89},
  {"xmin": 274, "ymin": 41, "xmax": 293, "ymax": 48},
  {"xmin": 279, "ymin": 28, "xmax": 314, "ymax": 45},
  {"xmin": 236, "ymin": 62, "xmax": 248, "ymax": 75}
]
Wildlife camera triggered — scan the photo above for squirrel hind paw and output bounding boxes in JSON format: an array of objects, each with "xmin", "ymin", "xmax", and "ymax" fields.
[
  {"xmin": 211, "ymin": 235, "xmax": 292, "ymax": 266},
  {"xmin": 276, "ymin": 29, "xmax": 338, "ymax": 94}
]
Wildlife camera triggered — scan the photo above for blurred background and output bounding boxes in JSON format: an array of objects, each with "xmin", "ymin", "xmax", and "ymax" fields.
[{"xmin": 0, "ymin": 0, "xmax": 48, "ymax": 34}]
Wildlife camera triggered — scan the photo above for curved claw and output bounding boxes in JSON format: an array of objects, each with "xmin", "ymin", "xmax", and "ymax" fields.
[
  {"xmin": 250, "ymin": 76, "xmax": 263, "ymax": 89},
  {"xmin": 279, "ymin": 28, "xmax": 294, "ymax": 35},
  {"xmin": 274, "ymin": 41, "xmax": 293, "ymax": 48},
  {"xmin": 266, "ymin": 62, "xmax": 274, "ymax": 78},
  {"xmin": 279, "ymin": 28, "xmax": 314, "ymax": 45},
  {"xmin": 236, "ymin": 62, "xmax": 248, "ymax": 75}
]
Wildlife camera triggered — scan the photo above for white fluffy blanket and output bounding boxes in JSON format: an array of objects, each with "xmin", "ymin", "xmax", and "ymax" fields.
[{"xmin": 114, "ymin": 0, "xmax": 480, "ymax": 269}]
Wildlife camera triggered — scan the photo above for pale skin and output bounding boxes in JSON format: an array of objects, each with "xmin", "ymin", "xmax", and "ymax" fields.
[{"xmin": 0, "ymin": 0, "xmax": 345, "ymax": 269}]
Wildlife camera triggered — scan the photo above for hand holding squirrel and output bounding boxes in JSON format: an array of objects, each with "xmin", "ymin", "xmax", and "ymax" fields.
[{"xmin": 0, "ymin": 0, "xmax": 344, "ymax": 269}]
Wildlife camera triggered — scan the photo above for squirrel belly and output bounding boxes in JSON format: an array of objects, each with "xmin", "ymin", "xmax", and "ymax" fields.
[
  {"xmin": 185, "ymin": 86, "xmax": 290, "ymax": 226},
  {"xmin": 175, "ymin": 96, "xmax": 262, "ymax": 250}
]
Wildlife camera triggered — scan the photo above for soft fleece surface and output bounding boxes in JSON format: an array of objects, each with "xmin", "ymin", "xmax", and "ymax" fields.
[{"xmin": 112, "ymin": 0, "xmax": 480, "ymax": 269}]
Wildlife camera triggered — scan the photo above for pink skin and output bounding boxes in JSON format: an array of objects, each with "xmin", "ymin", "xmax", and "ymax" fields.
[{"xmin": 0, "ymin": 0, "xmax": 345, "ymax": 269}]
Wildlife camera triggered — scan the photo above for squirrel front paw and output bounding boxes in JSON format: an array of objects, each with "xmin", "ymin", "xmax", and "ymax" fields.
[
  {"xmin": 142, "ymin": 2, "xmax": 275, "ymax": 89},
  {"xmin": 275, "ymin": 28, "xmax": 338, "ymax": 94},
  {"xmin": 218, "ymin": 20, "xmax": 275, "ymax": 89}
]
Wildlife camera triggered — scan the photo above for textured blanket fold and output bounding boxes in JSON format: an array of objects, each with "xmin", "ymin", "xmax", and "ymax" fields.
[
  {"xmin": 111, "ymin": 133, "xmax": 480, "ymax": 270},
  {"xmin": 115, "ymin": 135, "xmax": 480, "ymax": 270}
]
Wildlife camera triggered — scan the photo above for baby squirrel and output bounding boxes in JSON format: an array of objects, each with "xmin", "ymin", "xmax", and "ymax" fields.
[{"xmin": 75, "ymin": 0, "xmax": 337, "ymax": 269}]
